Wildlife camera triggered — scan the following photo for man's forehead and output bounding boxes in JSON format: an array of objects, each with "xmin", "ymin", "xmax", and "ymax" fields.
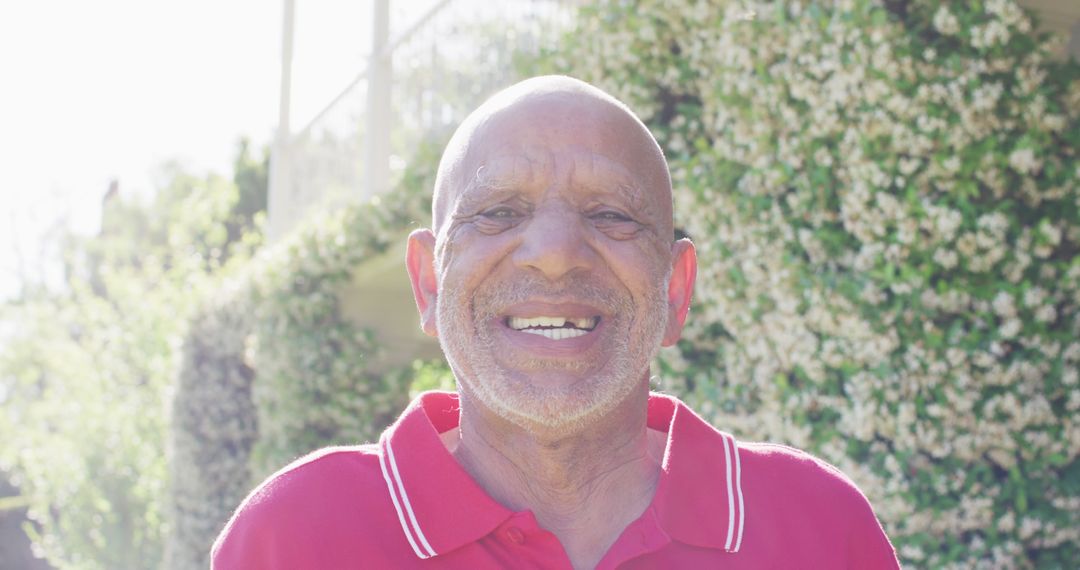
[
  {"xmin": 433, "ymin": 76, "xmax": 671, "ymax": 230},
  {"xmin": 446, "ymin": 150, "xmax": 652, "ymax": 223},
  {"xmin": 465, "ymin": 150, "xmax": 643, "ymax": 194}
]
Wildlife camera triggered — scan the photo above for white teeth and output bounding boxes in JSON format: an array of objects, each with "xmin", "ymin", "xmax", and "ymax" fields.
[
  {"xmin": 520, "ymin": 328, "xmax": 589, "ymax": 340},
  {"xmin": 510, "ymin": 316, "xmax": 563, "ymax": 329},
  {"xmin": 508, "ymin": 316, "xmax": 599, "ymax": 331}
]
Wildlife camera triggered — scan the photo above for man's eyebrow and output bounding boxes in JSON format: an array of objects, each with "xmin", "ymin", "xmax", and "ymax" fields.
[
  {"xmin": 472, "ymin": 163, "xmax": 523, "ymax": 191},
  {"xmin": 453, "ymin": 163, "xmax": 527, "ymax": 213},
  {"xmin": 578, "ymin": 154, "xmax": 650, "ymax": 211},
  {"xmin": 594, "ymin": 180, "xmax": 648, "ymax": 209}
]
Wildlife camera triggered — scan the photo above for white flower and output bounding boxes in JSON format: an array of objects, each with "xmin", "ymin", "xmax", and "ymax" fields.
[
  {"xmin": 899, "ymin": 157, "xmax": 921, "ymax": 176},
  {"xmin": 1034, "ymin": 305, "xmax": 1056, "ymax": 323},
  {"xmin": 999, "ymin": 318, "xmax": 1022, "ymax": 339},
  {"xmin": 1038, "ymin": 222, "xmax": 1062, "ymax": 246},
  {"xmin": 987, "ymin": 0, "xmax": 1026, "ymax": 29},
  {"xmin": 933, "ymin": 248, "xmax": 959, "ymax": 269},
  {"xmin": 1008, "ymin": 148, "xmax": 1041, "ymax": 174},
  {"xmin": 998, "ymin": 510, "xmax": 1016, "ymax": 532},
  {"xmin": 1022, "ymin": 287, "xmax": 1046, "ymax": 307},
  {"xmin": 943, "ymin": 156, "xmax": 962, "ymax": 174},
  {"xmin": 933, "ymin": 6, "xmax": 960, "ymax": 35}
]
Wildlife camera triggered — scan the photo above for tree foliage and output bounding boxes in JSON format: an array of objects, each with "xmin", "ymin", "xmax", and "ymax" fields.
[{"xmin": 0, "ymin": 141, "xmax": 267, "ymax": 569}]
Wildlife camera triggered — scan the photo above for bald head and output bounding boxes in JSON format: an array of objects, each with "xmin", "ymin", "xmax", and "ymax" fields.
[{"xmin": 431, "ymin": 76, "xmax": 672, "ymax": 239}]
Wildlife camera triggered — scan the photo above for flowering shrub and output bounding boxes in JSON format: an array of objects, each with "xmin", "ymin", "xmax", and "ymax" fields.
[{"xmin": 536, "ymin": 0, "xmax": 1079, "ymax": 566}]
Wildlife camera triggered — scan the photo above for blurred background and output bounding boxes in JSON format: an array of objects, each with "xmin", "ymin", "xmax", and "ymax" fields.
[{"xmin": 1, "ymin": 1, "xmax": 1078, "ymax": 568}]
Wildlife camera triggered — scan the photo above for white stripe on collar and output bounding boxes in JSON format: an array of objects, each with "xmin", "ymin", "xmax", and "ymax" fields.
[
  {"xmin": 379, "ymin": 438, "xmax": 438, "ymax": 559},
  {"xmin": 721, "ymin": 433, "xmax": 746, "ymax": 552},
  {"xmin": 732, "ymin": 434, "xmax": 745, "ymax": 551}
]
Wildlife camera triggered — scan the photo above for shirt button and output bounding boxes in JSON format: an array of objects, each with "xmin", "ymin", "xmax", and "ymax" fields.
[{"xmin": 505, "ymin": 526, "xmax": 525, "ymax": 545}]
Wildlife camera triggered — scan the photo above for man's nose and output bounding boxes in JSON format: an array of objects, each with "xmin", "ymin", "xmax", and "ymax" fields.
[{"xmin": 512, "ymin": 205, "xmax": 595, "ymax": 281}]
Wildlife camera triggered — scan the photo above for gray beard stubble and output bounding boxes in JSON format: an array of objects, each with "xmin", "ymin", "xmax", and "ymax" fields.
[{"xmin": 436, "ymin": 270, "xmax": 670, "ymax": 434}]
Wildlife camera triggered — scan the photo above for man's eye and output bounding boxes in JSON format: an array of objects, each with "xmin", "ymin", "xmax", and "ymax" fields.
[
  {"xmin": 591, "ymin": 210, "xmax": 632, "ymax": 222},
  {"xmin": 482, "ymin": 207, "xmax": 519, "ymax": 219}
]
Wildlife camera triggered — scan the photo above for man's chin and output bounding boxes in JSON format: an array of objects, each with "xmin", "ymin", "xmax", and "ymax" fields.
[{"xmin": 464, "ymin": 372, "xmax": 638, "ymax": 436}]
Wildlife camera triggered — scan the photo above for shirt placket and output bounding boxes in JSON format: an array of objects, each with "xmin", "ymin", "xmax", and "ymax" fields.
[{"xmin": 594, "ymin": 507, "xmax": 671, "ymax": 570}]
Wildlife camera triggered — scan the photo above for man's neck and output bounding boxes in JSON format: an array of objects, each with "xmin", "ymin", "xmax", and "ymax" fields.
[{"xmin": 441, "ymin": 387, "xmax": 665, "ymax": 570}]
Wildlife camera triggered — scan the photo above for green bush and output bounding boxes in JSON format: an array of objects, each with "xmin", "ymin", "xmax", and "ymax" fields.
[
  {"xmin": 166, "ymin": 141, "xmax": 443, "ymax": 569},
  {"xmin": 244, "ymin": 195, "xmax": 420, "ymax": 478},
  {"xmin": 245, "ymin": 139, "xmax": 441, "ymax": 477},
  {"xmin": 166, "ymin": 290, "xmax": 257, "ymax": 570},
  {"xmin": 535, "ymin": 0, "xmax": 1079, "ymax": 566}
]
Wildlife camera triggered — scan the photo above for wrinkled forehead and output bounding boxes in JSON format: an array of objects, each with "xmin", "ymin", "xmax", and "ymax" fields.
[
  {"xmin": 433, "ymin": 88, "xmax": 672, "ymax": 234},
  {"xmin": 464, "ymin": 148, "xmax": 645, "ymax": 201}
]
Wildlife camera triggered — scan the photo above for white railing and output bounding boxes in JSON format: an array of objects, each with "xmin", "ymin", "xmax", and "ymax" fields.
[{"xmin": 267, "ymin": 0, "xmax": 577, "ymax": 241}]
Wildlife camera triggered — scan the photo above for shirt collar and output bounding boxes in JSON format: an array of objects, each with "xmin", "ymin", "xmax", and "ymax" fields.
[
  {"xmin": 379, "ymin": 391, "xmax": 745, "ymax": 559},
  {"xmin": 647, "ymin": 393, "xmax": 745, "ymax": 552},
  {"xmin": 378, "ymin": 392, "xmax": 513, "ymax": 559}
]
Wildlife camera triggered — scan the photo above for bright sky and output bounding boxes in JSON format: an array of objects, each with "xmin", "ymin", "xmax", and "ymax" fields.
[{"xmin": 0, "ymin": 0, "xmax": 374, "ymax": 299}]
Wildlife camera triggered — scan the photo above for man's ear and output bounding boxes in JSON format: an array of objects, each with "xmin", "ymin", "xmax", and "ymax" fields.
[
  {"xmin": 662, "ymin": 238, "xmax": 697, "ymax": 347},
  {"xmin": 406, "ymin": 229, "xmax": 439, "ymax": 337}
]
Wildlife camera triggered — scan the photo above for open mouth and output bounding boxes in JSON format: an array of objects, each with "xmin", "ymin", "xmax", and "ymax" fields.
[{"xmin": 505, "ymin": 315, "xmax": 600, "ymax": 340}]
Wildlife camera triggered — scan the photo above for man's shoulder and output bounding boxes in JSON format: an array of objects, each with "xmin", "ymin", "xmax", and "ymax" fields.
[
  {"xmin": 234, "ymin": 443, "xmax": 385, "ymax": 515},
  {"xmin": 211, "ymin": 444, "xmax": 394, "ymax": 566},
  {"xmin": 733, "ymin": 441, "xmax": 899, "ymax": 566},
  {"xmin": 241, "ymin": 444, "xmax": 378, "ymax": 502},
  {"xmin": 739, "ymin": 441, "xmax": 857, "ymax": 484},
  {"xmin": 666, "ymin": 395, "xmax": 873, "ymax": 510},
  {"xmin": 737, "ymin": 441, "xmax": 869, "ymax": 508}
]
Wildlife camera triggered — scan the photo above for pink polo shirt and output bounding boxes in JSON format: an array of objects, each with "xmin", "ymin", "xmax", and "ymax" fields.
[{"xmin": 212, "ymin": 391, "xmax": 899, "ymax": 568}]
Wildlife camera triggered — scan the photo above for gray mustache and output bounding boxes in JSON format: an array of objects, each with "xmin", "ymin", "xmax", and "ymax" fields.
[{"xmin": 469, "ymin": 278, "xmax": 630, "ymax": 318}]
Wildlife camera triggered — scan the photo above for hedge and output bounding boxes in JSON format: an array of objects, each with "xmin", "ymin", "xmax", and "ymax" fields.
[
  {"xmin": 533, "ymin": 0, "xmax": 1079, "ymax": 566},
  {"xmin": 165, "ymin": 143, "xmax": 441, "ymax": 569}
]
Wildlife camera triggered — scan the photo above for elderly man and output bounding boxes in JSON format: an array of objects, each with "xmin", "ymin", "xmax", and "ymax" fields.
[{"xmin": 212, "ymin": 76, "xmax": 899, "ymax": 569}]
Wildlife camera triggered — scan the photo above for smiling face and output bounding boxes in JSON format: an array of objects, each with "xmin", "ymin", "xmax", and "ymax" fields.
[{"xmin": 407, "ymin": 77, "xmax": 696, "ymax": 435}]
